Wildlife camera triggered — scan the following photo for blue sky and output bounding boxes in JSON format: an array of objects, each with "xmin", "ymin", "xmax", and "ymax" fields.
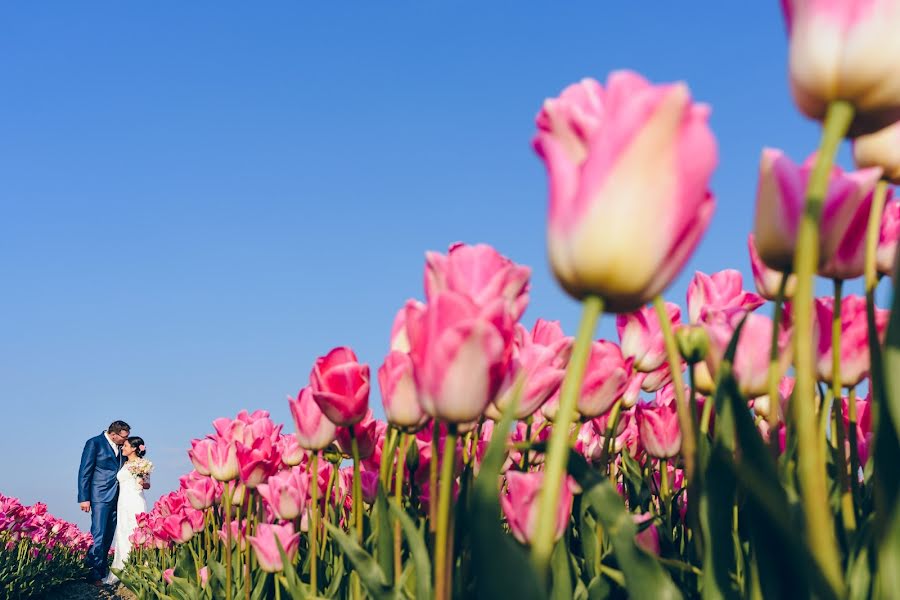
[{"xmin": 0, "ymin": 2, "xmax": 888, "ymax": 526}]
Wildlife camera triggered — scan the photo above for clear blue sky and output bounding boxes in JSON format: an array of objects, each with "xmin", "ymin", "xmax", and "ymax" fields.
[{"xmin": 1, "ymin": 2, "xmax": 888, "ymax": 526}]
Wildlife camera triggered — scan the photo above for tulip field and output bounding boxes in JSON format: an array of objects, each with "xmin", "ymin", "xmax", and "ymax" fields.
[
  {"xmin": 8, "ymin": 2, "xmax": 900, "ymax": 600},
  {"xmin": 0, "ymin": 493, "xmax": 93, "ymax": 599}
]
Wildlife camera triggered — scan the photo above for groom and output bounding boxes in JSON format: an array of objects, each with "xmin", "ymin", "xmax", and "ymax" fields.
[{"xmin": 78, "ymin": 420, "xmax": 129, "ymax": 585}]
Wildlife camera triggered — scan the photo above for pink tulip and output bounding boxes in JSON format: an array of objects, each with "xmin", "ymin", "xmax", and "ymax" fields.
[
  {"xmin": 405, "ymin": 290, "xmax": 513, "ymax": 423},
  {"xmin": 533, "ymin": 71, "xmax": 717, "ymax": 312},
  {"xmin": 494, "ymin": 320, "xmax": 573, "ymax": 419},
  {"xmin": 236, "ymin": 437, "xmax": 280, "ymax": 489},
  {"xmin": 748, "ymin": 234, "xmax": 796, "ymax": 300},
  {"xmin": 814, "ymin": 295, "xmax": 889, "ymax": 387},
  {"xmin": 160, "ymin": 513, "xmax": 194, "ymax": 544},
  {"xmin": 207, "ymin": 438, "xmax": 239, "ymax": 482},
  {"xmin": 500, "ymin": 471, "xmax": 575, "ymax": 545},
  {"xmin": 854, "ymin": 119, "xmax": 900, "ymax": 184},
  {"xmin": 753, "ymin": 149, "xmax": 882, "ymax": 272},
  {"xmin": 309, "ymin": 346, "xmax": 370, "ymax": 427},
  {"xmin": 257, "ymin": 466, "xmax": 309, "ymax": 521},
  {"xmin": 289, "ymin": 386, "xmax": 337, "ymax": 451},
  {"xmin": 878, "ymin": 201, "xmax": 900, "ymax": 276},
  {"xmin": 577, "ymin": 340, "xmax": 633, "ymax": 418},
  {"xmin": 841, "ymin": 393, "xmax": 874, "ymax": 467},
  {"xmin": 781, "ymin": 0, "xmax": 900, "ymax": 136},
  {"xmin": 335, "ymin": 410, "xmax": 382, "ymax": 460},
  {"xmin": 424, "ymin": 242, "xmax": 531, "ymax": 321},
  {"xmin": 641, "ymin": 361, "xmax": 679, "ymax": 393},
  {"xmin": 633, "ymin": 513, "xmax": 660, "ymax": 556},
  {"xmin": 218, "ymin": 520, "xmax": 247, "ymax": 551},
  {"xmin": 163, "ymin": 568, "xmax": 175, "ymax": 585},
  {"xmin": 621, "ymin": 372, "xmax": 645, "ymax": 408},
  {"xmin": 706, "ymin": 313, "xmax": 792, "ymax": 398},
  {"xmin": 635, "ymin": 400, "xmax": 681, "ymax": 459},
  {"xmin": 179, "ymin": 471, "xmax": 220, "ymax": 510},
  {"xmin": 390, "ymin": 299, "xmax": 425, "ymax": 353},
  {"xmin": 188, "ymin": 438, "xmax": 214, "ymax": 476},
  {"xmin": 687, "ymin": 270, "xmax": 764, "ymax": 325},
  {"xmin": 278, "ymin": 434, "xmax": 306, "ymax": 468},
  {"xmin": 248, "ymin": 523, "xmax": 301, "ymax": 573},
  {"xmin": 360, "ymin": 470, "xmax": 380, "ymax": 505},
  {"xmin": 378, "ymin": 350, "xmax": 428, "ymax": 431},
  {"xmin": 199, "ymin": 566, "xmax": 209, "ymax": 588},
  {"xmin": 617, "ymin": 303, "xmax": 680, "ymax": 373}
]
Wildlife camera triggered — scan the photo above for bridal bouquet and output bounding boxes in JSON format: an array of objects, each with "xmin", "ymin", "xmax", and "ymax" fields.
[{"xmin": 126, "ymin": 458, "xmax": 153, "ymax": 481}]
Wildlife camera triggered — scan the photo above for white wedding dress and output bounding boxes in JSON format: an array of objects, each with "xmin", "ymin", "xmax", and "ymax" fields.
[{"xmin": 103, "ymin": 464, "xmax": 148, "ymax": 585}]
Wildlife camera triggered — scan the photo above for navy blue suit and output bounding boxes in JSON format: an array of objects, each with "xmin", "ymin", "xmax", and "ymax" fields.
[{"xmin": 78, "ymin": 433, "xmax": 123, "ymax": 581}]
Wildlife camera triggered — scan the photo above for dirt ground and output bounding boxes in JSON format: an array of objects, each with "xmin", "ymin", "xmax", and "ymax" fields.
[{"xmin": 33, "ymin": 581, "xmax": 138, "ymax": 600}]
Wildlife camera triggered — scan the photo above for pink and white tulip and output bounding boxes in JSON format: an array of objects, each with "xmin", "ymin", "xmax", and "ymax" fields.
[
  {"xmin": 748, "ymin": 234, "xmax": 796, "ymax": 300},
  {"xmin": 289, "ymin": 386, "xmax": 337, "ymax": 451},
  {"xmin": 687, "ymin": 270, "xmax": 764, "ymax": 325},
  {"xmin": 248, "ymin": 523, "xmax": 301, "ymax": 573},
  {"xmin": 533, "ymin": 71, "xmax": 717, "ymax": 312},
  {"xmin": 878, "ymin": 201, "xmax": 900, "ymax": 276},
  {"xmin": 617, "ymin": 303, "xmax": 680, "ymax": 373},
  {"xmin": 257, "ymin": 466, "xmax": 309, "ymax": 521},
  {"xmin": 814, "ymin": 295, "xmax": 890, "ymax": 387},
  {"xmin": 706, "ymin": 313, "xmax": 792, "ymax": 398},
  {"xmin": 635, "ymin": 400, "xmax": 682, "ymax": 459},
  {"xmin": 500, "ymin": 471, "xmax": 575, "ymax": 546},
  {"xmin": 576, "ymin": 340, "xmax": 633, "ymax": 419},
  {"xmin": 854, "ymin": 119, "xmax": 900, "ymax": 184},
  {"xmin": 310, "ymin": 346, "xmax": 371, "ymax": 427},
  {"xmin": 378, "ymin": 350, "xmax": 428, "ymax": 431}
]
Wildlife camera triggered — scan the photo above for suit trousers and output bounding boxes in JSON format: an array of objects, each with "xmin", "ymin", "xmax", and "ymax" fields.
[{"xmin": 86, "ymin": 500, "xmax": 117, "ymax": 581}]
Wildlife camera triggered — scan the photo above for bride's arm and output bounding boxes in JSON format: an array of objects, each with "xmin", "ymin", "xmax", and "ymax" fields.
[{"xmin": 142, "ymin": 473, "xmax": 151, "ymax": 490}]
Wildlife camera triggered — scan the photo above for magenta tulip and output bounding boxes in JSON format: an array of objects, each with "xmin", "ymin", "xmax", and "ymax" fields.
[
  {"xmin": 617, "ymin": 303, "xmax": 680, "ymax": 373},
  {"xmin": 248, "ymin": 523, "xmax": 301, "ymax": 573},
  {"xmin": 748, "ymin": 234, "xmax": 796, "ymax": 300},
  {"xmin": 636, "ymin": 401, "xmax": 682, "ymax": 459},
  {"xmin": 706, "ymin": 313, "xmax": 791, "ymax": 398},
  {"xmin": 236, "ymin": 437, "xmax": 280, "ymax": 489},
  {"xmin": 500, "ymin": 471, "xmax": 575, "ymax": 546},
  {"xmin": 179, "ymin": 471, "xmax": 220, "ymax": 510},
  {"xmin": 878, "ymin": 201, "xmax": 900, "ymax": 276},
  {"xmin": 390, "ymin": 299, "xmax": 425, "ymax": 353},
  {"xmin": 424, "ymin": 242, "xmax": 531, "ymax": 321},
  {"xmin": 207, "ymin": 438, "xmax": 239, "ymax": 482},
  {"xmin": 576, "ymin": 340, "xmax": 633, "ymax": 418},
  {"xmin": 753, "ymin": 149, "xmax": 882, "ymax": 272},
  {"xmin": 257, "ymin": 466, "xmax": 309, "ymax": 521},
  {"xmin": 289, "ymin": 386, "xmax": 337, "ymax": 451},
  {"xmin": 277, "ymin": 434, "xmax": 306, "ymax": 468},
  {"xmin": 633, "ymin": 513, "xmax": 660, "ymax": 556},
  {"xmin": 533, "ymin": 71, "xmax": 717, "ymax": 311},
  {"xmin": 160, "ymin": 513, "xmax": 194, "ymax": 544},
  {"xmin": 855, "ymin": 120, "xmax": 900, "ymax": 184},
  {"xmin": 378, "ymin": 350, "xmax": 428, "ymax": 431},
  {"xmin": 687, "ymin": 270, "xmax": 764, "ymax": 325},
  {"xmin": 188, "ymin": 438, "xmax": 214, "ymax": 476},
  {"xmin": 309, "ymin": 346, "xmax": 370, "ymax": 427},
  {"xmin": 405, "ymin": 290, "xmax": 513, "ymax": 423},
  {"xmin": 334, "ymin": 410, "xmax": 381, "ymax": 460},
  {"xmin": 841, "ymin": 394, "xmax": 874, "ymax": 467},
  {"xmin": 814, "ymin": 295, "xmax": 890, "ymax": 387},
  {"xmin": 781, "ymin": 0, "xmax": 900, "ymax": 136}
]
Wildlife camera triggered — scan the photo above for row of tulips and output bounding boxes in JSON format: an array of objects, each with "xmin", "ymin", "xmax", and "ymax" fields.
[
  {"xmin": 116, "ymin": 1, "xmax": 900, "ymax": 597},
  {"xmin": 0, "ymin": 492, "xmax": 93, "ymax": 599}
]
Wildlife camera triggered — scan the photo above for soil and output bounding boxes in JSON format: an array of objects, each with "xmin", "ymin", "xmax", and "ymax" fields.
[{"xmin": 33, "ymin": 581, "xmax": 138, "ymax": 600}]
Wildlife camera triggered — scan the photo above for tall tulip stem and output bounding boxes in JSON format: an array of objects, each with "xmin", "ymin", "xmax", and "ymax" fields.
[
  {"xmin": 434, "ymin": 424, "xmax": 458, "ymax": 600},
  {"xmin": 653, "ymin": 295, "xmax": 696, "ymax": 482},
  {"xmin": 865, "ymin": 179, "xmax": 888, "ymax": 432},
  {"xmin": 223, "ymin": 481, "xmax": 233, "ymax": 600},
  {"xmin": 766, "ymin": 273, "xmax": 789, "ymax": 454},
  {"xmin": 350, "ymin": 431, "xmax": 363, "ymax": 600},
  {"xmin": 310, "ymin": 451, "xmax": 319, "ymax": 593},
  {"xmin": 790, "ymin": 99, "xmax": 853, "ymax": 594},
  {"xmin": 831, "ymin": 279, "xmax": 856, "ymax": 535},
  {"xmin": 531, "ymin": 295, "xmax": 603, "ymax": 573}
]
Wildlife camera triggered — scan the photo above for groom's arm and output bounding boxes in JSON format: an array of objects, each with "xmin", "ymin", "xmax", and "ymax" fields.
[{"xmin": 77, "ymin": 438, "xmax": 95, "ymax": 510}]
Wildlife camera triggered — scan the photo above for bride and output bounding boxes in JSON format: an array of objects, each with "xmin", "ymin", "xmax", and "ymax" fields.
[{"xmin": 103, "ymin": 436, "xmax": 151, "ymax": 585}]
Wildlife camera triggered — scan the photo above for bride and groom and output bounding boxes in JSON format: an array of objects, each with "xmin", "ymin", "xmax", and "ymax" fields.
[{"xmin": 77, "ymin": 420, "xmax": 151, "ymax": 586}]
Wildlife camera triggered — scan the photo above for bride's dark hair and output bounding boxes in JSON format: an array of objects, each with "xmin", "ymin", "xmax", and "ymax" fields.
[{"xmin": 128, "ymin": 436, "xmax": 147, "ymax": 459}]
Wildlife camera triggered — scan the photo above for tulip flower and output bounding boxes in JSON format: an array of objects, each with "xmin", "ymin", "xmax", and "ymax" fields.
[
  {"xmin": 617, "ymin": 302, "xmax": 680, "ymax": 373},
  {"xmin": 814, "ymin": 295, "xmax": 889, "ymax": 387},
  {"xmin": 781, "ymin": 0, "xmax": 900, "ymax": 136},
  {"xmin": 841, "ymin": 393, "xmax": 874, "ymax": 467},
  {"xmin": 207, "ymin": 438, "xmax": 239, "ymax": 482},
  {"xmin": 621, "ymin": 372, "xmax": 645, "ymax": 408},
  {"xmin": 686, "ymin": 270, "xmax": 764, "ymax": 325},
  {"xmin": 576, "ymin": 340, "xmax": 633, "ymax": 418},
  {"xmin": 500, "ymin": 471, "xmax": 575, "ymax": 545},
  {"xmin": 289, "ymin": 386, "xmax": 337, "ymax": 451},
  {"xmin": 854, "ymin": 119, "xmax": 900, "ymax": 184},
  {"xmin": 641, "ymin": 361, "xmax": 679, "ymax": 393},
  {"xmin": 424, "ymin": 242, "xmax": 531, "ymax": 321},
  {"xmin": 179, "ymin": 471, "xmax": 220, "ymax": 510},
  {"xmin": 635, "ymin": 400, "xmax": 681, "ymax": 459},
  {"xmin": 335, "ymin": 410, "xmax": 381, "ymax": 460},
  {"xmin": 188, "ymin": 438, "xmax": 214, "ymax": 476},
  {"xmin": 236, "ymin": 437, "xmax": 280, "ymax": 489},
  {"xmin": 405, "ymin": 290, "xmax": 513, "ymax": 423},
  {"xmin": 248, "ymin": 523, "xmax": 301, "ymax": 573},
  {"xmin": 310, "ymin": 346, "xmax": 370, "ymax": 427},
  {"xmin": 378, "ymin": 350, "xmax": 428, "ymax": 430},
  {"xmin": 218, "ymin": 520, "xmax": 248, "ymax": 551},
  {"xmin": 706, "ymin": 313, "xmax": 792, "ymax": 398},
  {"xmin": 494, "ymin": 319, "xmax": 572, "ymax": 419},
  {"xmin": 257, "ymin": 466, "xmax": 309, "ymax": 521},
  {"xmin": 390, "ymin": 299, "xmax": 424, "ymax": 353},
  {"xmin": 878, "ymin": 201, "xmax": 900, "ymax": 276},
  {"xmin": 633, "ymin": 513, "xmax": 660, "ymax": 556},
  {"xmin": 533, "ymin": 71, "xmax": 717, "ymax": 312},
  {"xmin": 160, "ymin": 513, "xmax": 194, "ymax": 544},
  {"xmin": 277, "ymin": 434, "xmax": 306, "ymax": 467},
  {"xmin": 163, "ymin": 568, "xmax": 175, "ymax": 585},
  {"xmin": 753, "ymin": 149, "xmax": 882, "ymax": 273},
  {"xmin": 748, "ymin": 234, "xmax": 797, "ymax": 300}
]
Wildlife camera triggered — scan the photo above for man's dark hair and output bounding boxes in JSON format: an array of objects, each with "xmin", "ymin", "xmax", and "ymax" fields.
[{"xmin": 108, "ymin": 420, "xmax": 130, "ymax": 434}]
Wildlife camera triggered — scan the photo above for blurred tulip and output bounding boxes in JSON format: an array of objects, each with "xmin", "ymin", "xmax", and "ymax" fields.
[
  {"xmin": 378, "ymin": 350, "xmax": 428, "ymax": 431},
  {"xmin": 814, "ymin": 295, "xmax": 890, "ymax": 387},
  {"xmin": 289, "ymin": 386, "xmax": 337, "ymax": 451},
  {"xmin": 841, "ymin": 393, "xmax": 874, "ymax": 467},
  {"xmin": 854, "ymin": 119, "xmax": 900, "ymax": 184},
  {"xmin": 257, "ymin": 466, "xmax": 309, "ymax": 521},
  {"xmin": 207, "ymin": 439, "xmax": 239, "ymax": 482},
  {"xmin": 500, "ymin": 471, "xmax": 575, "ymax": 545},
  {"xmin": 878, "ymin": 201, "xmax": 900, "ymax": 276},
  {"xmin": 617, "ymin": 303, "xmax": 680, "ymax": 373},
  {"xmin": 687, "ymin": 270, "xmax": 764, "ymax": 325},
  {"xmin": 636, "ymin": 401, "xmax": 681, "ymax": 459},
  {"xmin": 781, "ymin": 0, "xmax": 900, "ymax": 136},
  {"xmin": 633, "ymin": 513, "xmax": 660, "ymax": 556},
  {"xmin": 577, "ymin": 340, "xmax": 633, "ymax": 418},
  {"xmin": 748, "ymin": 234, "xmax": 796, "ymax": 300},
  {"xmin": 248, "ymin": 523, "xmax": 301, "ymax": 573},
  {"xmin": 277, "ymin": 434, "xmax": 306, "ymax": 467},
  {"xmin": 188, "ymin": 438, "xmax": 214, "ymax": 476},
  {"xmin": 179, "ymin": 471, "xmax": 220, "ymax": 510},
  {"xmin": 706, "ymin": 313, "xmax": 792, "ymax": 398},
  {"xmin": 335, "ymin": 410, "xmax": 382, "ymax": 460},
  {"xmin": 533, "ymin": 71, "xmax": 717, "ymax": 311}
]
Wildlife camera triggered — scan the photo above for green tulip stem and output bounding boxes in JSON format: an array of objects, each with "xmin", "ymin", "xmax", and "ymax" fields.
[
  {"xmin": 831, "ymin": 279, "xmax": 857, "ymax": 535},
  {"xmin": 654, "ymin": 295, "xmax": 696, "ymax": 483},
  {"xmin": 309, "ymin": 451, "xmax": 319, "ymax": 593},
  {"xmin": 350, "ymin": 430, "xmax": 363, "ymax": 600},
  {"xmin": 531, "ymin": 294, "xmax": 603, "ymax": 574},
  {"xmin": 766, "ymin": 273, "xmax": 789, "ymax": 455},
  {"xmin": 434, "ymin": 424, "xmax": 458, "ymax": 600},
  {"xmin": 659, "ymin": 458, "xmax": 670, "ymax": 506},
  {"xmin": 429, "ymin": 420, "xmax": 440, "ymax": 532},
  {"xmin": 790, "ymin": 99, "xmax": 853, "ymax": 595},
  {"xmin": 846, "ymin": 387, "xmax": 861, "ymax": 516},
  {"xmin": 394, "ymin": 433, "xmax": 410, "ymax": 588},
  {"xmin": 865, "ymin": 179, "xmax": 888, "ymax": 433},
  {"xmin": 598, "ymin": 398, "xmax": 623, "ymax": 469},
  {"xmin": 223, "ymin": 481, "xmax": 233, "ymax": 600}
]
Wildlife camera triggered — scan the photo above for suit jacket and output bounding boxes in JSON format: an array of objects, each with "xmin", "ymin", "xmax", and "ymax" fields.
[{"xmin": 78, "ymin": 433, "xmax": 123, "ymax": 504}]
